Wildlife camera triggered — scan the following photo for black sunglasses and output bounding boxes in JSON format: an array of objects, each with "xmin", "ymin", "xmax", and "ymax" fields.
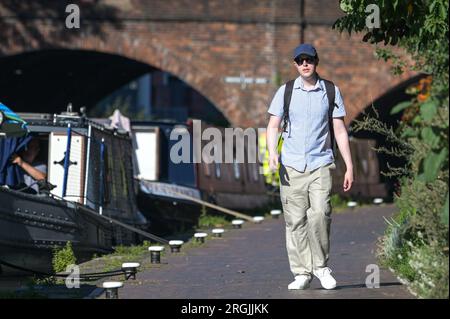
[{"xmin": 295, "ymin": 56, "xmax": 316, "ymax": 65}]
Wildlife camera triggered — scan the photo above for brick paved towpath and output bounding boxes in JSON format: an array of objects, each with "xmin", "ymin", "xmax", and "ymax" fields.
[{"xmin": 113, "ymin": 203, "xmax": 414, "ymax": 299}]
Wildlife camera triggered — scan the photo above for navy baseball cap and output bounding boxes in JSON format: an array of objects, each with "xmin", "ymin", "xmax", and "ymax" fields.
[{"xmin": 293, "ymin": 44, "xmax": 317, "ymax": 59}]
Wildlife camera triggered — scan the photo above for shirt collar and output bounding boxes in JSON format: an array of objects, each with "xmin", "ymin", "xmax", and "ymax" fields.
[{"xmin": 294, "ymin": 75, "xmax": 324, "ymax": 91}]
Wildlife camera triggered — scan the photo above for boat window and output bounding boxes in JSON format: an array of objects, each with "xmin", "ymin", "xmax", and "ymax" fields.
[{"xmin": 133, "ymin": 128, "xmax": 159, "ymax": 181}]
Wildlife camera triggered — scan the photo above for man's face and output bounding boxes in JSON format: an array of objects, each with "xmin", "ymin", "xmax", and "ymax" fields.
[
  {"xmin": 294, "ymin": 55, "xmax": 318, "ymax": 78},
  {"xmin": 23, "ymin": 138, "xmax": 41, "ymax": 162}
]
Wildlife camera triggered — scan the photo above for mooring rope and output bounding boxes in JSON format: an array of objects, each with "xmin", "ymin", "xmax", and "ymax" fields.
[{"xmin": 0, "ymin": 258, "xmax": 124, "ymax": 280}]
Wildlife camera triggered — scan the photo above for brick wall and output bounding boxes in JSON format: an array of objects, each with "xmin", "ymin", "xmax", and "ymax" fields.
[{"xmin": 0, "ymin": 0, "xmax": 415, "ymax": 127}]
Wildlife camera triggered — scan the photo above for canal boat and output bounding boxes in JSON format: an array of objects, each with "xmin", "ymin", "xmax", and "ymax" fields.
[
  {"xmin": 0, "ymin": 111, "xmax": 147, "ymax": 274},
  {"xmin": 130, "ymin": 119, "xmax": 270, "ymax": 235}
]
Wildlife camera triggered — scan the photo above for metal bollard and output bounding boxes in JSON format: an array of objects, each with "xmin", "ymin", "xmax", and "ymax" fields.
[
  {"xmin": 103, "ymin": 281, "xmax": 123, "ymax": 299},
  {"xmin": 270, "ymin": 209, "xmax": 282, "ymax": 219},
  {"xmin": 232, "ymin": 219, "xmax": 244, "ymax": 229},
  {"xmin": 122, "ymin": 262, "xmax": 140, "ymax": 280},
  {"xmin": 373, "ymin": 198, "xmax": 384, "ymax": 205},
  {"xmin": 194, "ymin": 232, "xmax": 208, "ymax": 243},
  {"xmin": 148, "ymin": 246, "xmax": 165, "ymax": 264},
  {"xmin": 347, "ymin": 201, "xmax": 358, "ymax": 209},
  {"xmin": 253, "ymin": 216, "xmax": 264, "ymax": 223},
  {"xmin": 212, "ymin": 228, "xmax": 224, "ymax": 237},
  {"xmin": 169, "ymin": 240, "xmax": 184, "ymax": 253}
]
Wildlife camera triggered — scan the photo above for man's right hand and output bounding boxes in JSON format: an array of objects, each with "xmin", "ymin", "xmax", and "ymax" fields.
[
  {"xmin": 268, "ymin": 152, "xmax": 279, "ymax": 171},
  {"xmin": 266, "ymin": 115, "xmax": 282, "ymax": 172}
]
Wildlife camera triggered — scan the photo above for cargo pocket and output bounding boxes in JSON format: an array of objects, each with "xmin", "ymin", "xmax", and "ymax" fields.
[
  {"xmin": 280, "ymin": 187, "xmax": 289, "ymax": 206},
  {"xmin": 279, "ymin": 164, "xmax": 290, "ymax": 186}
]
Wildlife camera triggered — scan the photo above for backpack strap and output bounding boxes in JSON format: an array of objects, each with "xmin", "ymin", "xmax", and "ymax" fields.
[
  {"xmin": 281, "ymin": 79, "xmax": 295, "ymax": 136},
  {"xmin": 322, "ymin": 79, "xmax": 338, "ymax": 159}
]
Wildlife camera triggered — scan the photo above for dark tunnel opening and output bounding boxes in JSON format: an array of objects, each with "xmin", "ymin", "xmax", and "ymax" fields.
[
  {"xmin": 350, "ymin": 73, "xmax": 427, "ymax": 200},
  {"xmin": 0, "ymin": 49, "xmax": 229, "ymax": 126}
]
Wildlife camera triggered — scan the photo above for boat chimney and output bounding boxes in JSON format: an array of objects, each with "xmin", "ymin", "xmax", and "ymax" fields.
[{"xmin": 61, "ymin": 103, "xmax": 79, "ymax": 116}]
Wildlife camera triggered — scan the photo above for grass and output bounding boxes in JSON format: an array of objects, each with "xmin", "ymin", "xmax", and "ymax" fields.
[
  {"xmin": 97, "ymin": 240, "xmax": 161, "ymax": 272},
  {"xmin": 198, "ymin": 214, "xmax": 229, "ymax": 228}
]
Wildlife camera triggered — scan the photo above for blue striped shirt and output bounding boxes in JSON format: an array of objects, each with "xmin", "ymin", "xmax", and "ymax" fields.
[{"xmin": 268, "ymin": 76, "xmax": 346, "ymax": 173}]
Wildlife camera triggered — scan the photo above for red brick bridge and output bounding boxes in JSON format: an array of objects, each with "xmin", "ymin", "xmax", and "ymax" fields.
[{"xmin": 0, "ymin": 0, "xmax": 417, "ymax": 128}]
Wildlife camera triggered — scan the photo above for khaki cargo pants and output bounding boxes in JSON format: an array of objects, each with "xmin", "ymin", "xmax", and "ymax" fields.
[{"xmin": 279, "ymin": 162, "xmax": 336, "ymax": 278}]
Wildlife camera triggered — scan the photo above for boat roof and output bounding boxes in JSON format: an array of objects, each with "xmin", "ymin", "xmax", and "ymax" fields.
[{"xmin": 17, "ymin": 112, "xmax": 130, "ymax": 138}]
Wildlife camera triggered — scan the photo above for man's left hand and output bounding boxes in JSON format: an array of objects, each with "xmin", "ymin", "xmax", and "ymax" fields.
[{"xmin": 343, "ymin": 170, "xmax": 353, "ymax": 192}]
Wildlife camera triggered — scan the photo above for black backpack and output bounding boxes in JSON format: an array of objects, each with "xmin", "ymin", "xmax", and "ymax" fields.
[{"xmin": 278, "ymin": 78, "xmax": 339, "ymax": 159}]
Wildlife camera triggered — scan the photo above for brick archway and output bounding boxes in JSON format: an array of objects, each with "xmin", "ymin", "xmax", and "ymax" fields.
[
  {"xmin": 0, "ymin": 0, "xmax": 417, "ymax": 128},
  {"xmin": 66, "ymin": 40, "xmax": 230, "ymax": 122}
]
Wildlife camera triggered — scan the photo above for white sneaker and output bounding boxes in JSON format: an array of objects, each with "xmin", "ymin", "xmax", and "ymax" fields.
[
  {"xmin": 288, "ymin": 275, "xmax": 311, "ymax": 290},
  {"xmin": 313, "ymin": 267, "xmax": 337, "ymax": 290}
]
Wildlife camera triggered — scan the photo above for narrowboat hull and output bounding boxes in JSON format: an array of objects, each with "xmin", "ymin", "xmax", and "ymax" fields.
[
  {"xmin": 137, "ymin": 180, "xmax": 203, "ymax": 236},
  {"xmin": 0, "ymin": 187, "xmax": 113, "ymax": 274},
  {"xmin": 211, "ymin": 192, "xmax": 270, "ymax": 211}
]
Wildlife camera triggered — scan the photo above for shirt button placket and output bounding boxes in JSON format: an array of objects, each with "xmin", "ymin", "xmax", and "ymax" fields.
[{"xmin": 305, "ymin": 92, "xmax": 309, "ymax": 167}]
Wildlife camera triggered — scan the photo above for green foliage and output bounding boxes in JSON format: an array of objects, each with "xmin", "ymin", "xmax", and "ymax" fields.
[
  {"xmin": 334, "ymin": 0, "xmax": 449, "ymax": 60},
  {"xmin": 407, "ymin": 240, "xmax": 449, "ymax": 298},
  {"xmin": 334, "ymin": 0, "xmax": 449, "ymax": 298},
  {"xmin": 330, "ymin": 194, "xmax": 347, "ymax": 209},
  {"xmin": 334, "ymin": 0, "xmax": 449, "ymax": 206},
  {"xmin": 417, "ymin": 147, "xmax": 447, "ymax": 183},
  {"xmin": 198, "ymin": 214, "xmax": 229, "ymax": 228},
  {"xmin": 330, "ymin": 194, "xmax": 364, "ymax": 212},
  {"xmin": 390, "ymin": 101, "xmax": 412, "ymax": 115},
  {"xmin": 377, "ymin": 175, "xmax": 449, "ymax": 298},
  {"xmin": 394, "ymin": 177, "xmax": 448, "ymax": 246},
  {"xmin": 113, "ymin": 240, "xmax": 153, "ymax": 259},
  {"xmin": 101, "ymin": 240, "xmax": 153, "ymax": 272},
  {"xmin": 52, "ymin": 241, "xmax": 77, "ymax": 274}
]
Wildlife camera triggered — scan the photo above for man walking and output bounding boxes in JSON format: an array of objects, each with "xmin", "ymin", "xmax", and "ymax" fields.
[{"xmin": 266, "ymin": 44, "xmax": 354, "ymax": 290}]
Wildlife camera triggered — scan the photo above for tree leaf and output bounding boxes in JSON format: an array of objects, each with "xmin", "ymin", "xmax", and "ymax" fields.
[
  {"xmin": 417, "ymin": 148, "xmax": 447, "ymax": 182},
  {"xmin": 401, "ymin": 127, "xmax": 417, "ymax": 138},
  {"xmin": 419, "ymin": 99, "xmax": 438, "ymax": 121},
  {"xmin": 420, "ymin": 127, "xmax": 440, "ymax": 148},
  {"xmin": 390, "ymin": 101, "xmax": 412, "ymax": 115},
  {"xmin": 393, "ymin": 0, "xmax": 399, "ymax": 10}
]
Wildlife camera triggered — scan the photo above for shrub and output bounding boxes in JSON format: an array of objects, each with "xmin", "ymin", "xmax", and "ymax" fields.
[
  {"xmin": 408, "ymin": 239, "xmax": 449, "ymax": 299},
  {"xmin": 52, "ymin": 241, "xmax": 77, "ymax": 274}
]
